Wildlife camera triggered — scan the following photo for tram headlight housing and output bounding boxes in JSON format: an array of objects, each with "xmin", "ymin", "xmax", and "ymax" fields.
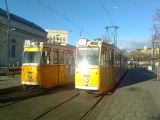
[
  {"xmin": 84, "ymin": 77, "xmax": 89, "ymax": 83},
  {"xmin": 28, "ymin": 74, "xmax": 32, "ymax": 80}
]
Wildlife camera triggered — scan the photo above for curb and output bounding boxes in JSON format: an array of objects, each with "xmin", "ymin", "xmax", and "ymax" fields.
[{"xmin": 0, "ymin": 85, "xmax": 22, "ymax": 95}]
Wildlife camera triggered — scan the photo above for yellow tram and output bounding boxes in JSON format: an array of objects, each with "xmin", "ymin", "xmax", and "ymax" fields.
[
  {"xmin": 21, "ymin": 40, "xmax": 75, "ymax": 88},
  {"xmin": 75, "ymin": 38, "xmax": 127, "ymax": 93}
]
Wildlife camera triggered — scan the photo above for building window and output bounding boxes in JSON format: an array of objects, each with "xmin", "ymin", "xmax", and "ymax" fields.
[
  {"xmin": 60, "ymin": 37, "xmax": 62, "ymax": 42},
  {"xmin": 53, "ymin": 36, "xmax": 55, "ymax": 41},
  {"xmin": 11, "ymin": 39, "xmax": 16, "ymax": 58},
  {"xmin": 11, "ymin": 45, "xmax": 16, "ymax": 58},
  {"xmin": 12, "ymin": 39, "xmax": 16, "ymax": 43}
]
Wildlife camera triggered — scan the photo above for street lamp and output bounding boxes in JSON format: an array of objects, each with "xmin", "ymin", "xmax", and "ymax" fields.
[{"xmin": 4, "ymin": 0, "xmax": 10, "ymax": 74}]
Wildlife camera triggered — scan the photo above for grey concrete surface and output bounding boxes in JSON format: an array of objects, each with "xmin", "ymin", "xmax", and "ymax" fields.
[
  {"xmin": 0, "ymin": 70, "xmax": 159, "ymax": 120},
  {"xmin": 0, "ymin": 89, "xmax": 77, "ymax": 120},
  {"xmin": 38, "ymin": 93, "xmax": 101, "ymax": 120},
  {"xmin": 0, "ymin": 75, "xmax": 21, "ymax": 89},
  {"xmin": 87, "ymin": 69, "xmax": 160, "ymax": 120}
]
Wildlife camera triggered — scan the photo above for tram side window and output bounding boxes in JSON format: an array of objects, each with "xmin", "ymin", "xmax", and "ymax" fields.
[
  {"xmin": 59, "ymin": 52, "xmax": 64, "ymax": 64},
  {"xmin": 121, "ymin": 56, "xmax": 124, "ymax": 65},
  {"xmin": 42, "ymin": 51, "xmax": 50, "ymax": 65},
  {"xmin": 122, "ymin": 56, "xmax": 127, "ymax": 65},
  {"xmin": 115, "ymin": 52, "xmax": 120, "ymax": 66},
  {"xmin": 65, "ymin": 53, "xmax": 68, "ymax": 64},
  {"xmin": 101, "ymin": 51, "xmax": 106, "ymax": 67},
  {"xmin": 68, "ymin": 53, "xmax": 73, "ymax": 65},
  {"xmin": 65, "ymin": 52, "xmax": 73, "ymax": 65},
  {"xmin": 54, "ymin": 51, "xmax": 58, "ymax": 64},
  {"xmin": 106, "ymin": 50, "xmax": 112, "ymax": 67}
]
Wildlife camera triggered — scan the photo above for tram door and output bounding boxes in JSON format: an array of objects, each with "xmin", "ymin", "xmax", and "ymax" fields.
[
  {"xmin": 58, "ymin": 51, "xmax": 65, "ymax": 85},
  {"xmin": 52, "ymin": 50, "xmax": 59, "ymax": 86},
  {"xmin": 114, "ymin": 51, "xmax": 121, "ymax": 83},
  {"xmin": 100, "ymin": 48, "xmax": 107, "ymax": 92},
  {"xmin": 106, "ymin": 48, "xmax": 112, "ymax": 90},
  {"xmin": 65, "ymin": 51, "xmax": 74, "ymax": 84}
]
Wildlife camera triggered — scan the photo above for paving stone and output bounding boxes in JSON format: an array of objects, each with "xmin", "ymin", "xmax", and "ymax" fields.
[
  {"xmin": 124, "ymin": 115, "xmax": 142, "ymax": 120},
  {"xmin": 87, "ymin": 69, "xmax": 160, "ymax": 120}
]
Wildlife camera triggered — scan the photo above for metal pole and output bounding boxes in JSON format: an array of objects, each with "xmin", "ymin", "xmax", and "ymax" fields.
[
  {"xmin": 114, "ymin": 27, "xmax": 117, "ymax": 46},
  {"xmin": 105, "ymin": 26, "xmax": 119, "ymax": 46},
  {"xmin": 4, "ymin": 0, "xmax": 11, "ymax": 73},
  {"xmin": 80, "ymin": 26, "xmax": 83, "ymax": 38}
]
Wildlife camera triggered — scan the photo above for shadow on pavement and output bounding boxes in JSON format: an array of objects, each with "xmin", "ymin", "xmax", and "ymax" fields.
[{"xmin": 118, "ymin": 69, "xmax": 156, "ymax": 88}]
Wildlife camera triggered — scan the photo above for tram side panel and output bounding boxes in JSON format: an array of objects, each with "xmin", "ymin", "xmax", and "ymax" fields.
[
  {"xmin": 40, "ymin": 65, "xmax": 58, "ymax": 88},
  {"xmin": 64, "ymin": 64, "xmax": 75, "ymax": 84},
  {"xmin": 99, "ymin": 66, "xmax": 116, "ymax": 93},
  {"xmin": 100, "ymin": 66, "xmax": 107, "ymax": 93},
  {"xmin": 59, "ymin": 64, "xmax": 74, "ymax": 85}
]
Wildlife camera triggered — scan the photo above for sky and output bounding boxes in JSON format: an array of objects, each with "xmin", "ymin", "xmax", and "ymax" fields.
[{"xmin": 0, "ymin": 0, "xmax": 160, "ymax": 51}]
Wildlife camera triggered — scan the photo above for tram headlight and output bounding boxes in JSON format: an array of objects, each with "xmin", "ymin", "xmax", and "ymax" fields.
[{"xmin": 78, "ymin": 60, "xmax": 90, "ymax": 73}]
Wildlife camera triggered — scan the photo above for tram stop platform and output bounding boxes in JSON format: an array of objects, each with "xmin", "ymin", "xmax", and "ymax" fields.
[
  {"xmin": 88, "ymin": 69, "xmax": 160, "ymax": 120},
  {"xmin": 0, "ymin": 75, "xmax": 21, "ymax": 94}
]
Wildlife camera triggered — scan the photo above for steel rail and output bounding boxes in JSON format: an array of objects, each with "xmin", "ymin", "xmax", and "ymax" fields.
[
  {"xmin": 80, "ymin": 95, "xmax": 104, "ymax": 120},
  {"xmin": 0, "ymin": 88, "xmax": 49, "ymax": 108},
  {"xmin": 33, "ymin": 93, "xmax": 80, "ymax": 120}
]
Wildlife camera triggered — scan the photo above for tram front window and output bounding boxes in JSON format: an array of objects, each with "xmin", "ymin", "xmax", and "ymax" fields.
[
  {"xmin": 23, "ymin": 52, "xmax": 41, "ymax": 64},
  {"xmin": 77, "ymin": 47, "xmax": 99, "ymax": 67}
]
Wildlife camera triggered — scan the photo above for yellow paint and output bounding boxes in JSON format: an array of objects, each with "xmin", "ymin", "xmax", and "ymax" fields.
[
  {"xmin": 75, "ymin": 66, "xmax": 117, "ymax": 94},
  {"xmin": 75, "ymin": 67, "xmax": 100, "ymax": 90},
  {"xmin": 21, "ymin": 64, "xmax": 74, "ymax": 88},
  {"xmin": 21, "ymin": 66, "xmax": 39, "ymax": 84},
  {"xmin": 24, "ymin": 47, "xmax": 42, "ymax": 52}
]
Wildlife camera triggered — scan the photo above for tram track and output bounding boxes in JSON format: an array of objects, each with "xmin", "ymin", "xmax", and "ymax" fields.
[
  {"xmin": 0, "ymin": 88, "xmax": 27, "ymax": 97},
  {"xmin": 0, "ymin": 88, "xmax": 50, "ymax": 108},
  {"xmin": 33, "ymin": 93, "xmax": 80, "ymax": 120},
  {"xmin": 0, "ymin": 85, "xmax": 22, "ymax": 95},
  {"xmin": 80, "ymin": 95, "xmax": 104, "ymax": 120},
  {"xmin": 0, "ymin": 84, "xmax": 76, "ymax": 108},
  {"xmin": 31, "ymin": 92, "xmax": 105, "ymax": 120},
  {"xmin": 0, "ymin": 89, "xmax": 27, "ymax": 107}
]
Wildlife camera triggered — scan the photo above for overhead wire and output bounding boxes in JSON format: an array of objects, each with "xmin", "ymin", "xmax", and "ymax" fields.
[
  {"xmin": 37, "ymin": 0, "xmax": 95, "ymax": 38},
  {"xmin": 97, "ymin": 0, "xmax": 114, "ymax": 26},
  {"xmin": 97, "ymin": 0, "xmax": 120, "ymax": 46}
]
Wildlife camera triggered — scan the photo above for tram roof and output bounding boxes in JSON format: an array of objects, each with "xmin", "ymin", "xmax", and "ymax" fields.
[
  {"xmin": 24, "ymin": 40, "xmax": 75, "ymax": 50},
  {"xmin": 77, "ymin": 38, "xmax": 127, "ymax": 58}
]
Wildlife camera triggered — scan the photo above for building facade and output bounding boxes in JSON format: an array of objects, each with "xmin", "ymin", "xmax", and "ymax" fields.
[
  {"xmin": 0, "ymin": 8, "xmax": 47, "ymax": 67},
  {"xmin": 135, "ymin": 45, "xmax": 160, "ymax": 57},
  {"xmin": 46, "ymin": 29, "xmax": 68, "ymax": 44}
]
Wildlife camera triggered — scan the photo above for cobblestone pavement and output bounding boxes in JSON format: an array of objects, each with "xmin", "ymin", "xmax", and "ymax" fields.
[
  {"xmin": 0, "ymin": 75, "xmax": 21, "ymax": 89},
  {"xmin": 87, "ymin": 69, "xmax": 160, "ymax": 120}
]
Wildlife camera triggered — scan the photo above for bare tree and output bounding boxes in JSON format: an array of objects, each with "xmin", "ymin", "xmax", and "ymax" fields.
[{"xmin": 152, "ymin": 10, "xmax": 160, "ymax": 48}]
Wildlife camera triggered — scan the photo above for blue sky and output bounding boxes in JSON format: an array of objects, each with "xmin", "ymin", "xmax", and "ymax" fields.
[{"xmin": 0, "ymin": 0, "xmax": 159, "ymax": 51}]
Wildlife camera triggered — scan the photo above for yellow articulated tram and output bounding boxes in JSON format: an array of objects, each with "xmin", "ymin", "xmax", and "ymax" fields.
[
  {"xmin": 75, "ymin": 38, "xmax": 127, "ymax": 94},
  {"xmin": 21, "ymin": 40, "xmax": 75, "ymax": 89}
]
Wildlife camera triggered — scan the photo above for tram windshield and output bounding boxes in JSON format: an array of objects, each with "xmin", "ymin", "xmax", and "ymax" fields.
[
  {"xmin": 77, "ymin": 47, "xmax": 99, "ymax": 67},
  {"xmin": 23, "ymin": 51, "xmax": 41, "ymax": 64}
]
